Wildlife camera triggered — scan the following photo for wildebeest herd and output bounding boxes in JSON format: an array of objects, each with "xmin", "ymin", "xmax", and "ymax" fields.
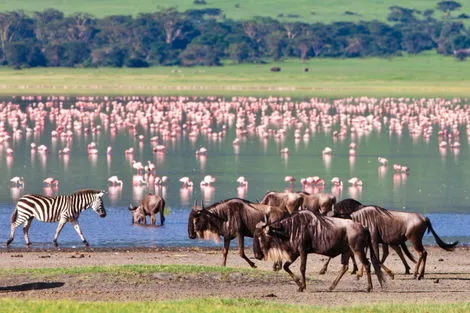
[
  {"xmin": 187, "ymin": 191, "xmax": 458, "ymax": 292},
  {"xmin": 5, "ymin": 189, "xmax": 457, "ymax": 293}
]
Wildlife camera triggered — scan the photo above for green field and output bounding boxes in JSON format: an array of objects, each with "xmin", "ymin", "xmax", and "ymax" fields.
[
  {"xmin": 0, "ymin": 0, "xmax": 469, "ymax": 23},
  {"xmin": 0, "ymin": 298, "xmax": 469, "ymax": 313},
  {"xmin": 0, "ymin": 53, "xmax": 469, "ymax": 98}
]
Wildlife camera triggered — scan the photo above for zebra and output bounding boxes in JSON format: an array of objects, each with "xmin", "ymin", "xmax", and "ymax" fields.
[{"xmin": 6, "ymin": 189, "xmax": 106, "ymax": 247}]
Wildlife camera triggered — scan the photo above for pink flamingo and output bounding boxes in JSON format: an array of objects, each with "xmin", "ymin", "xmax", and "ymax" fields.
[
  {"xmin": 284, "ymin": 176, "xmax": 296, "ymax": 185},
  {"xmin": 348, "ymin": 177, "xmax": 363, "ymax": 186},
  {"xmin": 43, "ymin": 177, "xmax": 59, "ymax": 187},
  {"xmin": 108, "ymin": 176, "xmax": 123, "ymax": 186},
  {"xmin": 236, "ymin": 176, "xmax": 248, "ymax": 187},
  {"xmin": 331, "ymin": 177, "xmax": 343, "ymax": 187},
  {"xmin": 10, "ymin": 176, "xmax": 24, "ymax": 187},
  {"xmin": 179, "ymin": 176, "xmax": 193, "ymax": 187}
]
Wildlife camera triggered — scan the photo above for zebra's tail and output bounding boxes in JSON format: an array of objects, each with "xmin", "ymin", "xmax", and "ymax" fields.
[{"xmin": 10, "ymin": 208, "xmax": 18, "ymax": 225}]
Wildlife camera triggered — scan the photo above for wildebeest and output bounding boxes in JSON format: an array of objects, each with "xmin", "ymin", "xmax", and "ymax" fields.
[
  {"xmin": 299, "ymin": 192, "xmax": 336, "ymax": 214},
  {"xmin": 260, "ymin": 191, "xmax": 336, "ymax": 214},
  {"xmin": 328, "ymin": 198, "xmax": 416, "ymax": 277},
  {"xmin": 187, "ymin": 198, "xmax": 290, "ymax": 268},
  {"xmin": 253, "ymin": 210, "xmax": 384, "ymax": 292},
  {"xmin": 260, "ymin": 191, "xmax": 303, "ymax": 214},
  {"xmin": 342, "ymin": 205, "xmax": 458, "ymax": 280},
  {"xmin": 270, "ymin": 66, "xmax": 281, "ymax": 72},
  {"xmin": 128, "ymin": 194, "xmax": 165, "ymax": 225}
]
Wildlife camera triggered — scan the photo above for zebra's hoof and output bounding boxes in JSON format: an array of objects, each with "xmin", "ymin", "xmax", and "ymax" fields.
[
  {"xmin": 53, "ymin": 241, "xmax": 59, "ymax": 247},
  {"xmin": 83, "ymin": 241, "xmax": 89, "ymax": 247}
]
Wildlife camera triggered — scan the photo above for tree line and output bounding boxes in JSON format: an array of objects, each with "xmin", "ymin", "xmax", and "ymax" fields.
[{"xmin": 1, "ymin": 3, "xmax": 470, "ymax": 68}]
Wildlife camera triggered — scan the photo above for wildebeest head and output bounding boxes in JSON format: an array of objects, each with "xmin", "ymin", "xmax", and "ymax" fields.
[
  {"xmin": 187, "ymin": 201, "xmax": 222, "ymax": 241},
  {"xmin": 253, "ymin": 219, "xmax": 291, "ymax": 262},
  {"xmin": 91, "ymin": 190, "xmax": 106, "ymax": 218}
]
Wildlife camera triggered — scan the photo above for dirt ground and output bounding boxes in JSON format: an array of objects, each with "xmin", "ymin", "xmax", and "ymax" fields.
[{"xmin": 0, "ymin": 246, "xmax": 469, "ymax": 306}]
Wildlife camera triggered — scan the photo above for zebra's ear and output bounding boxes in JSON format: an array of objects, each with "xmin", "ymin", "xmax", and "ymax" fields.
[{"xmin": 98, "ymin": 190, "xmax": 105, "ymax": 197}]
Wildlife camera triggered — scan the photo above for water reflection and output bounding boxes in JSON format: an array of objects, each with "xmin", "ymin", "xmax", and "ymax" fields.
[{"xmin": 0, "ymin": 95, "xmax": 469, "ymax": 247}]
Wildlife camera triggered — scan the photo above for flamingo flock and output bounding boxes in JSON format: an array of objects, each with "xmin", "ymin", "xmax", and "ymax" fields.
[{"xmin": 2, "ymin": 95, "xmax": 469, "ymax": 204}]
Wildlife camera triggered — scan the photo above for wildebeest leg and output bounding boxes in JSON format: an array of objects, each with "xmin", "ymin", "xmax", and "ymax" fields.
[
  {"xmin": 390, "ymin": 245, "xmax": 412, "ymax": 274},
  {"xmin": 299, "ymin": 250, "xmax": 308, "ymax": 291},
  {"xmin": 350, "ymin": 253, "xmax": 359, "ymax": 274},
  {"xmin": 237, "ymin": 234, "xmax": 256, "ymax": 268},
  {"xmin": 378, "ymin": 244, "xmax": 394, "ymax": 279},
  {"xmin": 412, "ymin": 241, "xmax": 427, "ymax": 280},
  {"xmin": 222, "ymin": 237, "xmax": 230, "ymax": 266},
  {"xmin": 160, "ymin": 210, "xmax": 165, "ymax": 226},
  {"xmin": 328, "ymin": 252, "xmax": 349, "ymax": 291},
  {"xmin": 353, "ymin": 249, "xmax": 373, "ymax": 292},
  {"xmin": 371, "ymin": 240, "xmax": 394, "ymax": 279},
  {"xmin": 23, "ymin": 218, "xmax": 33, "ymax": 246},
  {"xmin": 150, "ymin": 213, "xmax": 156, "ymax": 225},
  {"xmin": 272, "ymin": 261, "xmax": 282, "ymax": 271},
  {"xmin": 282, "ymin": 258, "xmax": 303, "ymax": 292},
  {"xmin": 319, "ymin": 257, "xmax": 331, "ymax": 275}
]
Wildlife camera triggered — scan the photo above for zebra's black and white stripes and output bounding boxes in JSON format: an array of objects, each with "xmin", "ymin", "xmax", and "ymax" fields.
[{"xmin": 6, "ymin": 189, "xmax": 106, "ymax": 247}]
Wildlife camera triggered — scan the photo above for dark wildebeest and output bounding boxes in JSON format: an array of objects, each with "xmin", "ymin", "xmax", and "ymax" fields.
[
  {"xmin": 260, "ymin": 191, "xmax": 336, "ymax": 214},
  {"xmin": 326, "ymin": 198, "xmax": 416, "ymax": 277},
  {"xmin": 187, "ymin": 198, "xmax": 290, "ymax": 269},
  {"xmin": 253, "ymin": 210, "xmax": 384, "ymax": 292},
  {"xmin": 128, "ymin": 194, "xmax": 165, "ymax": 225},
  {"xmin": 342, "ymin": 205, "xmax": 458, "ymax": 280},
  {"xmin": 270, "ymin": 66, "xmax": 281, "ymax": 72}
]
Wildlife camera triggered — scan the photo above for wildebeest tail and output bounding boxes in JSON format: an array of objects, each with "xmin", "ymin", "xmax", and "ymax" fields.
[
  {"xmin": 10, "ymin": 208, "xmax": 18, "ymax": 224},
  {"xmin": 426, "ymin": 217, "xmax": 458, "ymax": 251},
  {"xmin": 400, "ymin": 243, "xmax": 416, "ymax": 263},
  {"xmin": 366, "ymin": 228, "xmax": 385, "ymax": 288}
]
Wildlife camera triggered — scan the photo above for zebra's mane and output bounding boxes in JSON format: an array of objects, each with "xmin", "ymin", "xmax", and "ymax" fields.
[{"xmin": 72, "ymin": 189, "xmax": 101, "ymax": 196}]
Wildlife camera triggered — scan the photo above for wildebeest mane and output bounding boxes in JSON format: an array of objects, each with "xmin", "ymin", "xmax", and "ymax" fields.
[{"xmin": 333, "ymin": 198, "xmax": 363, "ymax": 217}]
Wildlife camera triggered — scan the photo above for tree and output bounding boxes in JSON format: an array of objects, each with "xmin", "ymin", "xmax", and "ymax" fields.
[
  {"xmin": 179, "ymin": 43, "xmax": 220, "ymax": 66},
  {"xmin": 436, "ymin": 1, "xmax": 462, "ymax": 17}
]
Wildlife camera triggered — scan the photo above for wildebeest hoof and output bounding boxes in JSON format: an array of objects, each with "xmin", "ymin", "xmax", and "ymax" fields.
[
  {"xmin": 318, "ymin": 269, "xmax": 326, "ymax": 275},
  {"xmin": 366, "ymin": 286, "xmax": 372, "ymax": 292}
]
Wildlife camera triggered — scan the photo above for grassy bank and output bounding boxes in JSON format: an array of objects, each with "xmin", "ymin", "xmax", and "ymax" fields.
[
  {"xmin": 0, "ymin": 54, "xmax": 469, "ymax": 98},
  {"xmin": 0, "ymin": 264, "xmax": 257, "ymax": 276},
  {"xmin": 1, "ymin": 0, "xmax": 469, "ymax": 23},
  {"xmin": 0, "ymin": 298, "xmax": 469, "ymax": 313}
]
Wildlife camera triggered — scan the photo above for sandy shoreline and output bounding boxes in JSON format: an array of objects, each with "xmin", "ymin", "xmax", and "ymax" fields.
[{"xmin": 0, "ymin": 246, "xmax": 469, "ymax": 306}]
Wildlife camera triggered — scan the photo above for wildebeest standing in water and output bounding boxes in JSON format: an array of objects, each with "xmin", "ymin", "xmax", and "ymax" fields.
[
  {"xmin": 128, "ymin": 194, "xmax": 166, "ymax": 225},
  {"xmin": 253, "ymin": 210, "xmax": 384, "ymax": 292},
  {"xmin": 326, "ymin": 198, "xmax": 416, "ymax": 278},
  {"xmin": 187, "ymin": 198, "xmax": 290, "ymax": 268},
  {"xmin": 346, "ymin": 205, "xmax": 458, "ymax": 280}
]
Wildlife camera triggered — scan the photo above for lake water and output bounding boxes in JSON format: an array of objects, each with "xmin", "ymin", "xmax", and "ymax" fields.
[{"xmin": 0, "ymin": 96, "xmax": 469, "ymax": 248}]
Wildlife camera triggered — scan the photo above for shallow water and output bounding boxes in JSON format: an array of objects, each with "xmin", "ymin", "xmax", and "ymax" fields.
[{"xmin": 0, "ymin": 96, "xmax": 469, "ymax": 248}]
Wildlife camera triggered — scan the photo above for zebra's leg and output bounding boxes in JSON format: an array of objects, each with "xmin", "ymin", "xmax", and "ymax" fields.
[
  {"xmin": 6, "ymin": 223, "xmax": 18, "ymax": 247},
  {"xmin": 53, "ymin": 219, "xmax": 67, "ymax": 247},
  {"xmin": 23, "ymin": 218, "xmax": 33, "ymax": 246},
  {"xmin": 71, "ymin": 220, "xmax": 89, "ymax": 247}
]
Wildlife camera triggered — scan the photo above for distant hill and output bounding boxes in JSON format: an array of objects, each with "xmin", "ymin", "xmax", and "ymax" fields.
[{"xmin": 2, "ymin": 0, "xmax": 470, "ymax": 23}]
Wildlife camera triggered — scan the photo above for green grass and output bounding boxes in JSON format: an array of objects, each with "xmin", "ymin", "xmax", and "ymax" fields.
[
  {"xmin": 0, "ymin": 264, "xmax": 256, "ymax": 276},
  {"xmin": 0, "ymin": 298, "xmax": 469, "ymax": 313},
  {"xmin": 1, "ymin": 53, "xmax": 470, "ymax": 98},
  {"xmin": 0, "ymin": 0, "xmax": 469, "ymax": 23}
]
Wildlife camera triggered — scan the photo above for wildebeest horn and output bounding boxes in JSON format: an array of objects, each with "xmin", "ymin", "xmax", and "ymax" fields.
[
  {"xmin": 264, "ymin": 215, "xmax": 268, "ymax": 224},
  {"xmin": 193, "ymin": 200, "xmax": 198, "ymax": 210},
  {"xmin": 201, "ymin": 199, "xmax": 205, "ymax": 209},
  {"xmin": 128, "ymin": 203, "xmax": 136, "ymax": 211}
]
